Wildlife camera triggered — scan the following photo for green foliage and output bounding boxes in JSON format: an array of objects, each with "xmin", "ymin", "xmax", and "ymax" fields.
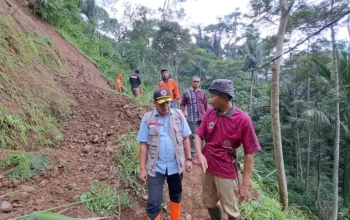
[
  {"xmin": 24, "ymin": 211, "xmax": 75, "ymax": 220},
  {"xmin": 23, "ymin": 211, "xmax": 112, "ymax": 220},
  {"xmin": 114, "ymin": 132, "xmax": 144, "ymax": 195},
  {"xmin": 339, "ymin": 208, "xmax": 350, "ymax": 220},
  {"xmin": 153, "ymin": 20, "xmax": 192, "ymax": 64},
  {"xmin": 78, "ymin": 181, "xmax": 131, "ymax": 216},
  {"xmin": 79, "ymin": 181, "xmax": 118, "ymax": 216},
  {"xmin": 0, "ymin": 14, "xmax": 70, "ymax": 150},
  {"xmin": 0, "ymin": 152, "xmax": 52, "ymax": 180},
  {"xmin": 240, "ymin": 193, "xmax": 311, "ymax": 220}
]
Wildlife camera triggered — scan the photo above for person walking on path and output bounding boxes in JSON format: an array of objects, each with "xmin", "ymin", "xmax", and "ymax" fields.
[
  {"xmin": 157, "ymin": 69, "xmax": 180, "ymax": 108},
  {"xmin": 130, "ymin": 69, "xmax": 142, "ymax": 97},
  {"xmin": 115, "ymin": 73, "xmax": 124, "ymax": 93},
  {"xmin": 137, "ymin": 88, "xmax": 193, "ymax": 220},
  {"xmin": 180, "ymin": 76, "xmax": 208, "ymax": 164},
  {"xmin": 194, "ymin": 79, "xmax": 261, "ymax": 220}
]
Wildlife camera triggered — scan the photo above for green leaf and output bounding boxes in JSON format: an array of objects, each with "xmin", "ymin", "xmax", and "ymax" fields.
[
  {"xmin": 310, "ymin": 57, "xmax": 331, "ymax": 82},
  {"xmin": 24, "ymin": 212, "xmax": 75, "ymax": 220}
]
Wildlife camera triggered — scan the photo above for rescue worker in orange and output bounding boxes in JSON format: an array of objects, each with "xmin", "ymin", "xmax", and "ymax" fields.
[
  {"xmin": 115, "ymin": 73, "xmax": 124, "ymax": 93},
  {"xmin": 157, "ymin": 69, "xmax": 180, "ymax": 108}
]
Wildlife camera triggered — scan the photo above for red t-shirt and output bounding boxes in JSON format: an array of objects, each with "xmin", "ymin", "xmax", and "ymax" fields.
[{"xmin": 196, "ymin": 106, "xmax": 261, "ymax": 179}]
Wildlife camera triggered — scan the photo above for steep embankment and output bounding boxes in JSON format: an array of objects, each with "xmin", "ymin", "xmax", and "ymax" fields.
[
  {"xmin": 0, "ymin": 0, "xmax": 145, "ymax": 218},
  {"xmin": 0, "ymin": 1, "xmax": 209, "ymax": 219}
]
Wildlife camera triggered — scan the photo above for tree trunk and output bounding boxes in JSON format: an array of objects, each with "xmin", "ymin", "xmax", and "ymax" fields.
[
  {"xmin": 249, "ymin": 70, "xmax": 254, "ymax": 116},
  {"xmin": 305, "ymin": 76, "xmax": 311, "ymax": 192},
  {"xmin": 331, "ymin": 1, "xmax": 340, "ymax": 219},
  {"xmin": 296, "ymin": 129, "xmax": 302, "ymax": 180},
  {"xmin": 271, "ymin": 0, "xmax": 289, "ymax": 210},
  {"xmin": 305, "ymin": 131, "xmax": 311, "ymax": 191},
  {"xmin": 162, "ymin": 0, "xmax": 171, "ymax": 20},
  {"xmin": 348, "ymin": 15, "xmax": 350, "ymax": 57},
  {"xmin": 86, "ymin": 0, "xmax": 95, "ymax": 19},
  {"xmin": 316, "ymin": 141, "xmax": 321, "ymax": 209},
  {"xmin": 292, "ymin": 51, "xmax": 302, "ymax": 180}
]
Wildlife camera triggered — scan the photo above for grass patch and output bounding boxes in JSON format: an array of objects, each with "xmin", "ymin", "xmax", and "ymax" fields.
[
  {"xmin": 0, "ymin": 14, "xmax": 64, "ymax": 70},
  {"xmin": 114, "ymin": 132, "xmax": 144, "ymax": 195},
  {"xmin": 0, "ymin": 152, "xmax": 53, "ymax": 180},
  {"xmin": 239, "ymin": 190, "xmax": 311, "ymax": 220},
  {"xmin": 78, "ymin": 181, "xmax": 131, "ymax": 217},
  {"xmin": 0, "ymin": 14, "xmax": 71, "ymax": 150}
]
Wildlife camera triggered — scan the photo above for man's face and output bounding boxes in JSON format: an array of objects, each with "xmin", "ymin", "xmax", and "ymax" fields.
[
  {"xmin": 162, "ymin": 71, "xmax": 169, "ymax": 79},
  {"xmin": 210, "ymin": 93, "xmax": 227, "ymax": 109},
  {"xmin": 191, "ymin": 78, "xmax": 200, "ymax": 90},
  {"xmin": 154, "ymin": 100, "xmax": 171, "ymax": 115}
]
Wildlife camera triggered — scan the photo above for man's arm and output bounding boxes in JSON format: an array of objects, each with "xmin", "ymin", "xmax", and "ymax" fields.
[
  {"xmin": 194, "ymin": 135, "xmax": 203, "ymax": 156},
  {"xmin": 139, "ymin": 142, "xmax": 148, "ymax": 170},
  {"xmin": 238, "ymin": 153, "xmax": 254, "ymax": 203},
  {"xmin": 239, "ymin": 115, "xmax": 261, "ymax": 203},
  {"xmin": 180, "ymin": 93, "xmax": 187, "ymax": 113},
  {"xmin": 203, "ymin": 92, "xmax": 208, "ymax": 111},
  {"xmin": 195, "ymin": 134, "xmax": 208, "ymax": 172},
  {"xmin": 138, "ymin": 75, "xmax": 142, "ymax": 85},
  {"xmin": 174, "ymin": 79, "xmax": 180, "ymax": 100},
  {"xmin": 139, "ymin": 142, "xmax": 148, "ymax": 181},
  {"xmin": 137, "ymin": 116, "xmax": 149, "ymax": 182},
  {"xmin": 242, "ymin": 154, "xmax": 254, "ymax": 186},
  {"xmin": 183, "ymin": 136, "xmax": 191, "ymax": 159}
]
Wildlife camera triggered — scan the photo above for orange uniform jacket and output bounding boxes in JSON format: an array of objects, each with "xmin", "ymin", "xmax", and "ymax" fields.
[
  {"xmin": 157, "ymin": 79, "xmax": 180, "ymax": 101},
  {"xmin": 115, "ymin": 79, "xmax": 123, "ymax": 92}
]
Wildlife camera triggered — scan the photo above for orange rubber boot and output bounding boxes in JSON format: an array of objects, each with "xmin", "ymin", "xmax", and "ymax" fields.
[
  {"xmin": 170, "ymin": 202, "xmax": 181, "ymax": 220},
  {"xmin": 147, "ymin": 214, "xmax": 160, "ymax": 220}
]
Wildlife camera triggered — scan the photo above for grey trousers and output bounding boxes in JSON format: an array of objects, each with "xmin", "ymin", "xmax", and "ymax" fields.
[{"xmin": 188, "ymin": 121, "xmax": 202, "ymax": 157}]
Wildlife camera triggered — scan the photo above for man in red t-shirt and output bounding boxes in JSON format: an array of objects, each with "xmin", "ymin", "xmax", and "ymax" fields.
[{"xmin": 195, "ymin": 79, "xmax": 261, "ymax": 220}]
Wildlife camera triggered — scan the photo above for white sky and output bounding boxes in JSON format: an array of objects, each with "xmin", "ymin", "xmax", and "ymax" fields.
[
  {"xmin": 101, "ymin": 0, "xmax": 250, "ymax": 26},
  {"xmin": 131, "ymin": 0, "xmax": 250, "ymax": 25},
  {"xmin": 100, "ymin": 0, "xmax": 348, "ymax": 44}
]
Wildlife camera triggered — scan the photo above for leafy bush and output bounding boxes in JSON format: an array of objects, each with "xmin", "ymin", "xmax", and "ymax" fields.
[
  {"xmin": 339, "ymin": 208, "xmax": 350, "ymax": 220},
  {"xmin": 240, "ymin": 194, "xmax": 312, "ymax": 220},
  {"xmin": 79, "ymin": 181, "xmax": 118, "ymax": 216},
  {"xmin": 0, "ymin": 152, "xmax": 52, "ymax": 180},
  {"xmin": 78, "ymin": 181, "xmax": 131, "ymax": 216},
  {"xmin": 114, "ymin": 132, "xmax": 144, "ymax": 195}
]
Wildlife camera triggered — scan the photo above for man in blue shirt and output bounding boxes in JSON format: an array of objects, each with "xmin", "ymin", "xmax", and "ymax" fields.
[{"xmin": 138, "ymin": 88, "xmax": 193, "ymax": 220}]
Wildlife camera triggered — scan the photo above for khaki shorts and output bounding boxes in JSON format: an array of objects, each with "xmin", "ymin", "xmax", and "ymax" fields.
[{"xmin": 202, "ymin": 171, "xmax": 240, "ymax": 218}]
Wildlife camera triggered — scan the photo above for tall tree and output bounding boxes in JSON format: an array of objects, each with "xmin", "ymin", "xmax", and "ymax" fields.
[
  {"xmin": 153, "ymin": 20, "xmax": 192, "ymax": 78},
  {"xmin": 86, "ymin": 0, "xmax": 95, "ymax": 19},
  {"xmin": 330, "ymin": 0, "xmax": 341, "ymax": 219},
  {"xmin": 271, "ymin": 0, "xmax": 290, "ymax": 210}
]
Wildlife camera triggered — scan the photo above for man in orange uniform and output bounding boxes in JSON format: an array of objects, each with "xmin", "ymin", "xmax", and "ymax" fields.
[
  {"xmin": 157, "ymin": 69, "xmax": 180, "ymax": 108},
  {"xmin": 115, "ymin": 73, "xmax": 124, "ymax": 93}
]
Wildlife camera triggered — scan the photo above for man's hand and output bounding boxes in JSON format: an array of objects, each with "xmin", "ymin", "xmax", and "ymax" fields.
[
  {"xmin": 185, "ymin": 160, "xmax": 192, "ymax": 172},
  {"xmin": 139, "ymin": 169, "xmax": 147, "ymax": 182},
  {"xmin": 197, "ymin": 153, "xmax": 208, "ymax": 173},
  {"xmin": 184, "ymin": 111, "xmax": 188, "ymax": 118},
  {"xmin": 238, "ymin": 184, "xmax": 249, "ymax": 204}
]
